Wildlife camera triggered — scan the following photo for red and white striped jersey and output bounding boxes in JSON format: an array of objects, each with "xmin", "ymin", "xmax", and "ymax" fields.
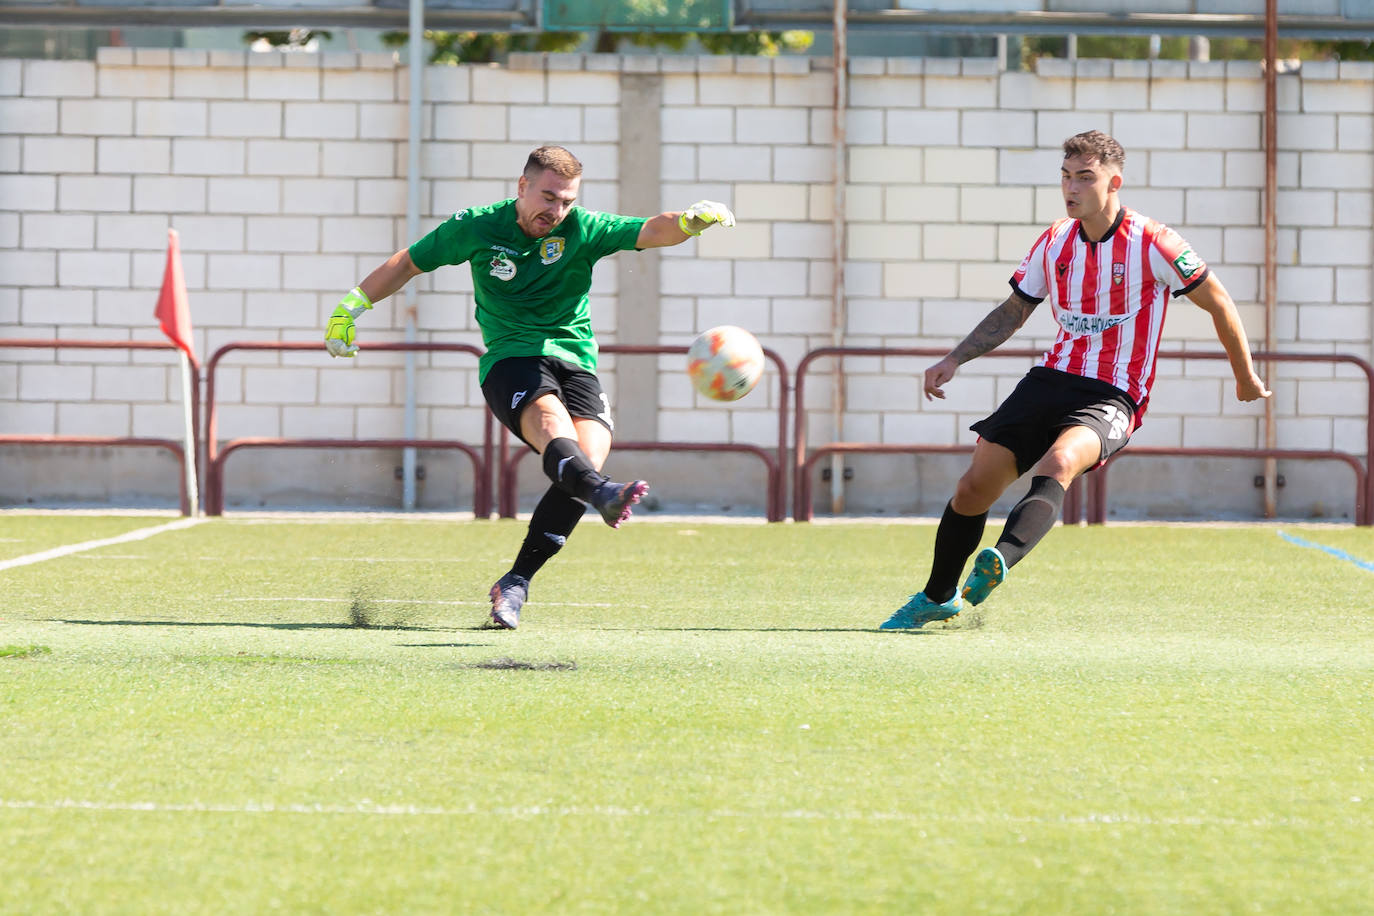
[{"xmin": 1010, "ymin": 206, "xmax": 1208, "ymax": 416}]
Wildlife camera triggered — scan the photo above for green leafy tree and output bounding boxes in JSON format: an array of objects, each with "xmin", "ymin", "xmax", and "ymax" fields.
[
  {"xmin": 1306, "ymin": 38, "xmax": 1374, "ymax": 60},
  {"xmin": 377, "ymin": 28, "xmax": 812, "ymax": 63},
  {"xmin": 694, "ymin": 30, "xmax": 813, "ymax": 56},
  {"xmin": 380, "ymin": 30, "xmax": 583, "ymax": 64},
  {"xmin": 1020, "ymin": 33, "xmax": 1374, "ymax": 67}
]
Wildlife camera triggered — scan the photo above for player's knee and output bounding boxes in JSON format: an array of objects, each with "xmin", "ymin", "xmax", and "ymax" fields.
[
  {"xmin": 572, "ymin": 425, "xmax": 612, "ymax": 470},
  {"xmin": 1037, "ymin": 447, "xmax": 1094, "ymax": 482},
  {"xmin": 952, "ymin": 474, "xmax": 1000, "ymax": 514}
]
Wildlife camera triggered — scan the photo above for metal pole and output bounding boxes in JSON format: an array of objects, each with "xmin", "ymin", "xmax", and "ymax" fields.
[
  {"xmin": 402, "ymin": 0, "xmax": 424, "ymax": 510},
  {"xmin": 1263, "ymin": 0, "xmax": 1278, "ymax": 517},
  {"xmin": 829, "ymin": 0, "xmax": 848, "ymax": 515},
  {"xmin": 178, "ymin": 350, "xmax": 200, "ymax": 516}
]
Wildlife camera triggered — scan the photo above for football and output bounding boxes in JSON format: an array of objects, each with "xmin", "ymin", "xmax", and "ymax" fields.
[{"xmin": 686, "ymin": 325, "xmax": 765, "ymax": 402}]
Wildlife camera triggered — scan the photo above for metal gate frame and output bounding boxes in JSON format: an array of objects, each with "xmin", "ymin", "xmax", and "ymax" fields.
[
  {"xmin": 0, "ymin": 337, "xmax": 200, "ymax": 516},
  {"xmin": 496, "ymin": 343, "xmax": 793, "ymax": 522},
  {"xmin": 203, "ymin": 340, "xmax": 493, "ymax": 517},
  {"xmin": 793, "ymin": 346, "xmax": 1373, "ymax": 525}
]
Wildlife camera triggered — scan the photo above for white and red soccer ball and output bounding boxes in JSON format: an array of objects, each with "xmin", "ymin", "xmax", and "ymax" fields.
[{"xmin": 686, "ymin": 325, "xmax": 765, "ymax": 402}]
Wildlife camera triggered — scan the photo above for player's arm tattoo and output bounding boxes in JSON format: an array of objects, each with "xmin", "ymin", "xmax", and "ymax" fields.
[{"xmin": 948, "ymin": 293, "xmax": 1038, "ymax": 366}]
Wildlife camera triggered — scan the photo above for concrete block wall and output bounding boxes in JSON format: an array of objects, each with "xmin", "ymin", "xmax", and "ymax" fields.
[{"xmin": 2, "ymin": 49, "xmax": 1371, "ymax": 518}]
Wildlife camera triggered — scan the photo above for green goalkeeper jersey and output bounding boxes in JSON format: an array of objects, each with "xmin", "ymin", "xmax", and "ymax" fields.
[{"xmin": 408, "ymin": 199, "xmax": 647, "ymax": 382}]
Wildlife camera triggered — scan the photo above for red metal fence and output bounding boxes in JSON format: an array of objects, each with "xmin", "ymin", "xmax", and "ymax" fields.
[
  {"xmin": 0, "ymin": 338, "xmax": 199, "ymax": 515},
  {"xmin": 793, "ymin": 347, "xmax": 1373, "ymax": 525},
  {"xmin": 203, "ymin": 341, "xmax": 492, "ymax": 516},
  {"xmin": 495, "ymin": 344, "xmax": 792, "ymax": 522},
  {"xmin": 794, "ymin": 347, "xmax": 1047, "ymax": 523},
  {"xmin": 1086, "ymin": 351, "xmax": 1373, "ymax": 525},
  {"xmin": 9, "ymin": 336, "xmax": 1369, "ymax": 526}
]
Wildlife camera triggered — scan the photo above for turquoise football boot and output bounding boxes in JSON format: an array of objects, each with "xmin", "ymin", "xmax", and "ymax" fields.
[
  {"xmin": 960, "ymin": 546, "xmax": 1006, "ymax": 606},
  {"xmin": 878, "ymin": 592, "xmax": 963, "ymax": 630}
]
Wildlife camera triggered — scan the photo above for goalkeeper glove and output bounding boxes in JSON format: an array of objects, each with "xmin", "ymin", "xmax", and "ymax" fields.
[
  {"xmin": 324, "ymin": 287, "xmax": 372, "ymax": 358},
  {"xmin": 678, "ymin": 200, "xmax": 736, "ymax": 236}
]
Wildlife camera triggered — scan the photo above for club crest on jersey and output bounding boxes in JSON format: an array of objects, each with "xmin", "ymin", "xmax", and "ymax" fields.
[
  {"xmin": 1112, "ymin": 262, "xmax": 1125, "ymax": 286},
  {"xmin": 489, "ymin": 252, "xmax": 516, "ymax": 281},
  {"xmin": 1172, "ymin": 248, "xmax": 1202, "ymax": 279},
  {"xmin": 540, "ymin": 237, "xmax": 565, "ymax": 265}
]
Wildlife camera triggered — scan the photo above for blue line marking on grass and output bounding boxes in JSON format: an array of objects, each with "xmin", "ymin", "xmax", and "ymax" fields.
[{"xmin": 1277, "ymin": 530, "xmax": 1374, "ymax": 573}]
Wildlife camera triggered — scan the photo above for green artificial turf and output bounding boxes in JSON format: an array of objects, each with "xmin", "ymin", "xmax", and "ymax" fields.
[{"xmin": 1, "ymin": 515, "xmax": 1371, "ymax": 913}]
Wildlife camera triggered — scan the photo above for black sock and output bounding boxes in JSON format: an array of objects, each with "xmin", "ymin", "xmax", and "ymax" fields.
[
  {"xmin": 511, "ymin": 485, "xmax": 586, "ymax": 581},
  {"xmin": 995, "ymin": 476, "xmax": 1066, "ymax": 568},
  {"xmin": 923, "ymin": 501, "xmax": 987, "ymax": 603},
  {"xmin": 542, "ymin": 437, "xmax": 605, "ymax": 503}
]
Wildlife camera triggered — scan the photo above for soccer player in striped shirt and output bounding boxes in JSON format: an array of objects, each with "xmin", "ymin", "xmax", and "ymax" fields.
[{"xmin": 881, "ymin": 130, "xmax": 1271, "ymax": 630}]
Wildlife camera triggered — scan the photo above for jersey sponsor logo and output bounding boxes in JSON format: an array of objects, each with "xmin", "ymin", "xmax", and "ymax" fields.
[
  {"xmin": 1112, "ymin": 261, "xmax": 1125, "ymax": 286},
  {"xmin": 489, "ymin": 252, "xmax": 516, "ymax": 281},
  {"xmin": 511, "ymin": 390, "xmax": 526, "ymax": 410},
  {"xmin": 540, "ymin": 237, "xmax": 565, "ymax": 265},
  {"xmin": 1057, "ymin": 309, "xmax": 1133, "ymax": 336},
  {"xmin": 1172, "ymin": 248, "xmax": 1202, "ymax": 279}
]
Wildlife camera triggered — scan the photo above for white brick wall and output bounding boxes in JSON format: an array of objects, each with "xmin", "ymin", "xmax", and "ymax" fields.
[{"xmin": 2, "ymin": 50, "xmax": 1371, "ymax": 518}]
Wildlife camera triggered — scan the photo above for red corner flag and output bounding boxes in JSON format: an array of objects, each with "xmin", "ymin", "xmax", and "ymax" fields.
[{"xmin": 155, "ymin": 228, "xmax": 196, "ymax": 361}]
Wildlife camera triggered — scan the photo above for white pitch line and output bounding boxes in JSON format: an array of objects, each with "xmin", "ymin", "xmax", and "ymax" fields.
[
  {"xmin": 69, "ymin": 556, "xmax": 505, "ymax": 564},
  {"xmin": 73, "ymin": 554, "xmax": 151, "ymax": 561},
  {"xmin": 227, "ymin": 597, "xmax": 621, "ymax": 609},
  {"xmin": 0, "ymin": 798, "xmax": 1364, "ymax": 829},
  {"xmin": 231, "ymin": 596, "xmax": 466, "ymax": 605},
  {"xmin": 0, "ymin": 518, "xmax": 203, "ymax": 573}
]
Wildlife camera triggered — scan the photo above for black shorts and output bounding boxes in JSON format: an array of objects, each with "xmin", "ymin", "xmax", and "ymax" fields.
[
  {"xmin": 481, "ymin": 355, "xmax": 614, "ymax": 447},
  {"xmin": 970, "ymin": 366, "xmax": 1137, "ymax": 476}
]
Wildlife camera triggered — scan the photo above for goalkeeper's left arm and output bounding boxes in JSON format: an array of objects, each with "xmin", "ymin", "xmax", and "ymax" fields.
[
  {"xmin": 324, "ymin": 249, "xmax": 423, "ymax": 358},
  {"xmin": 635, "ymin": 200, "xmax": 735, "ymax": 249}
]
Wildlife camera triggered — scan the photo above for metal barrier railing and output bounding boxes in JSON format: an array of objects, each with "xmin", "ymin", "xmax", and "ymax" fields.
[
  {"xmin": 1086, "ymin": 351, "xmax": 1374, "ymax": 525},
  {"xmin": 494, "ymin": 343, "xmax": 792, "ymax": 522},
  {"xmin": 1090, "ymin": 446, "xmax": 1368, "ymax": 525},
  {"xmin": 795, "ymin": 441, "xmax": 1088, "ymax": 525},
  {"xmin": 15, "ymin": 337, "xmax": 1363, "ymax": 524},
  {"xmin": 794, "ymin": 347, "xmax": 1373, "ymax": 525},
  {"xmin": 793, "ymin": 347, "xmax": 1047, "ymax": 522},
  {"xmin": 203, "ymin": 341, "xmax": 492, "ymax": 517},
  {"xmin": 0, "ymin": 338, "xmax": 200, "ymax": 516}
]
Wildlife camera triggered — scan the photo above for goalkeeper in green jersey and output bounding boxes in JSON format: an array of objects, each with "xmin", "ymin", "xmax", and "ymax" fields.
[{"xmin": 325, "ymin": 145, "xmax": 735, "ymax": 629}]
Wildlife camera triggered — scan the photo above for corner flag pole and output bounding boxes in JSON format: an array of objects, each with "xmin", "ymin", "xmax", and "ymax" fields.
[
  {"xmin": 177, "ymin": 348, "xmax": 199, "ymax": 516},
  {"xmin": 156, "ymin": 228, "xmax": 201, "ymax": 517}
]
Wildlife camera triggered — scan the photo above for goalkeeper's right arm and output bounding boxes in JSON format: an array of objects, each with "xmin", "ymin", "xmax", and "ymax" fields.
[
  {"xmin": 324, "ymin": 286, "xmax": 371, "ymax": 358},
  {"xmin": 324, "ymin": 249, "xmax": 424, "ymax": 358}
]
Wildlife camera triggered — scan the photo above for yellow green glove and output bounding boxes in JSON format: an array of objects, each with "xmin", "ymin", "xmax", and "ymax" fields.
[
  {"xmin": 678, "ymin": 200, "xmax": 736, "ymax": 236},
  {"xmin": 324, "ymin": 287, "xmax": 372, "ymax": 358}
]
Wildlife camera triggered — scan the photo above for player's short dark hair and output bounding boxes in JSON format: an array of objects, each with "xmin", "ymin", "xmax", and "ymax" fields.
[
  {"xmin": 1062, "ymin": 131, "xmax": 1126, "ymax": 172},
  {"xmin": 524, "ymin": 145, "xmax": 583, "ymax": 180}
]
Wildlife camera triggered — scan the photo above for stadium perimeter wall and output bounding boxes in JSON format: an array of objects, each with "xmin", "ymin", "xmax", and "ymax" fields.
[{"xmin": 1, "ymin": 49, "xmax": 1371, "ymax": 520}]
